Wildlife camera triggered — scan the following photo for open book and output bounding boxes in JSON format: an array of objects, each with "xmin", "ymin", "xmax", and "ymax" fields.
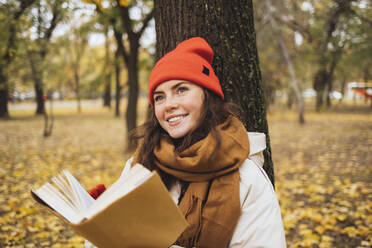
[{"xmin": 31, "ymin": 164, "xmax": 188, "ymax": 248}]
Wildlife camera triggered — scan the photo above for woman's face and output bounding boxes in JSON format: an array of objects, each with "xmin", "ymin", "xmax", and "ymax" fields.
[{"xmin": 153, "ymin": 80, "xmax": 205, "ymax": 139}]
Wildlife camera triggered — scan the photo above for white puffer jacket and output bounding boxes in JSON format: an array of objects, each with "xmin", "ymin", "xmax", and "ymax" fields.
[{"xmin": 85, "ymin": 132, "xmax": 286, "ymax": 248}]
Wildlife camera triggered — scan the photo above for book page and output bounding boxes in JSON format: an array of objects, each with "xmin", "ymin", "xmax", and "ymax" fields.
[
  {"xmin": 63, "ymin": 170, "xmax": 95, "ymax": 211},
  {"xmin": 84, "ymin": 164, "xmax": 152, "ymax": 219},
  {"xmin": 33, "ymin": 164, "xmax": 154, "ymax": 225},
  {"xmin": 33, "ymin": 170, "xmax": 93, "ymax": 224},
  {"xmin": 34, "ymin": 183, "xmax": 83, "ymax": 223}
]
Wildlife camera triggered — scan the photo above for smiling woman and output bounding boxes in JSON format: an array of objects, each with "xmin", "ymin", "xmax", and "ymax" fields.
[{"xmin": 88, "ymin": 37, "xmax": 286, "ymax": 248}]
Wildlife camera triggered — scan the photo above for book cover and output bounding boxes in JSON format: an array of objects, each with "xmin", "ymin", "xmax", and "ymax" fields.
[{"xmin": 31, "ymin": 166, "xmax": 188, "ymax": 248}]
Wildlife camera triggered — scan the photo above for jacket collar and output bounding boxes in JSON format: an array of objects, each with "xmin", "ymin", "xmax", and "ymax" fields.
[{"xmin": 247, "ymin": 132, "xmax": 266, "ymax": 155}]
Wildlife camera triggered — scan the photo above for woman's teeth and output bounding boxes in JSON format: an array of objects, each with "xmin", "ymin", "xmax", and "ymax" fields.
[{"xmin": 168, "ymin": 115, "xmax": 185, "ymax": 123}]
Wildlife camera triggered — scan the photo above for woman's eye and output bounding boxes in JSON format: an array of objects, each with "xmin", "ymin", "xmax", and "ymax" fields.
[
  {"xmin": 154, "ymin": 95, "xmax": 164, "ymax": 102},
  {"xmin": 177, "ymin": 87, "xmax": 188, "ymax": 94}
]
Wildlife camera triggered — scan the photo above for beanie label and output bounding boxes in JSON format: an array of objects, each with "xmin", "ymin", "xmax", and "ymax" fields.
[{"xmin": 202, "ymin": 65, "xmax": 210, "ymax": 76}]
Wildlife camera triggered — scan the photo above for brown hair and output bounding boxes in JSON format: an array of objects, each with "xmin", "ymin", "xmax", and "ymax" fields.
[{"xmin": 130, "ymin": 89, "xmax": 240, "ymax": 189}]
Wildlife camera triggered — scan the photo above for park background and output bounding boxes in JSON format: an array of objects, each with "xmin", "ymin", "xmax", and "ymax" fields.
[{"xmin": 1, "ymin": 0, "xmax": 371, "ymax": 247}]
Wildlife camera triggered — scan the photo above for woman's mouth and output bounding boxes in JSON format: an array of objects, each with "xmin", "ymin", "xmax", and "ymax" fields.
[{"xmin": 167, "ymin": 115, "xmax": 187, "ymax": 123}]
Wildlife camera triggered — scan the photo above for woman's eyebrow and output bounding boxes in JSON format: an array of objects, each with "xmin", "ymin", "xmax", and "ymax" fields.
[
  {"xmin": 171, "ymin": 82, "xmax": 184, "ymax": 90},
  {"xmin": 153, "ymin": 82, "xmax": 187, "ymax": 95},
  {"xmin": 153, "ymin": 90, "xmax": 162, "ymax": 95}
]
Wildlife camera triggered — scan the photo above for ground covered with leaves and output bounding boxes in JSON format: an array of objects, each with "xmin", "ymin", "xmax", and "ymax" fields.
[{"xmin": 1, "ymin": 101, "xmax": 371, "ymax": 247}]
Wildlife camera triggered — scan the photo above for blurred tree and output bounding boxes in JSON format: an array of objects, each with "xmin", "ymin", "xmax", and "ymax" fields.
[
  {"xmin": 276, "ymin": 0, "xmax": 369, "ymax": 111},
  {"xmin": 103, "ymin": 28, "xmax": 112, "ymax": 108},
  {"xmin": 0, "ymin": 0, "xmax": 36, "ymax": 118},
  {"xmin": 264, "ymin": 0, "xmax": 305, "ymax": 123},
  {"xmin": 85, "ymin": 0, "xmax": 154, "ymax": 145},
  {"xmin": 26, "ymin": 0, "xmax": 68, "ymax": 115},
  {"xmin": 114, "ymin": 0, "xmax": 154, "ymax": 144},
  {"xmin": 70, "ymin": 26, "xmax": 89, "ymax": 113},
  {"xmin": 154, "ymin": 0, "xmax": 275, "ymax": 185},
  {"xmin": 114, "ymin": 32, "xmax": 123, "ymax": 117}
]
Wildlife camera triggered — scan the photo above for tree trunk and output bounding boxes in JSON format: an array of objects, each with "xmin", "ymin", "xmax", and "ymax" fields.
[
  {"xmin": 103, "ymin": 31, "xmax": 111, "ymax": 108},
  {"xmin": 35, "ymin": 80, "xmax": 45, "ymax": 114},
  {"xmin": 126, "ymin": 40, "xmax": 139, "ymax": 138},
  {"xmin": 326, "ymin": 83, "xmax": 332, "ymax": 108},
  {"xmin": 103, "ymin": 73, "xmax": 112, "ymax": 107},
  {"xmin": 74, "ymin": 67, "xmax": 81, "ymax": 113},
  {"xmin": 115, "ymin": 49, "xmax": 122, "ymax": 117},
  {"xmin": 0, "ymin": 0, "xmax": 36, "ymax": 119},
  {"xmin": 0, "ymin": 69, "xmax": 9, "ymax": 119},
  {"xmin": 339, "ymin": 76, "xmax": 346, "ymax": 103},
  {"xmin": 287, "ymin": 88, "xmax": 295, "ymax": 110},
  {"xmin": 115, "ymin": 2, "xmax": 153, "ymax": 150},
  {"xmin": 154, "ymin": 0, "xmax": 275, "ymax": 186},
  {"xmin": 314, "ymin": 69, "xmax": 327, "ymax": 112},
  {"xmin": 312, "ymin": 0, "xmax": 349, "ymax": 111}
]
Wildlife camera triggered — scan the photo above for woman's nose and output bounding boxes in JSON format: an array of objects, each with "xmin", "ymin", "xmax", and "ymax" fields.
[{"xmin": 164, "ymin": 97, "xmax": 178, "ymax": 111}]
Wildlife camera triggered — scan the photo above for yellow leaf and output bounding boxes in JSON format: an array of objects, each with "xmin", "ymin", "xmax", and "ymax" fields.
[
  {"xmin": 336, "ymin": 214, "xmax": 347, "ymax": 221},
  {"xmin": 315, "ymin": 225, "xmax": 325, "ymax": 234},
  {"xmin": 319, "ymin": 242, "xmax": 332, "ymax": 248},
  {"xmin": 343, "ymin": 178, "xmax": 351, "ymax": 184},
  {"xmin": 309, "ymin": 194, "xmax": 326, "ymax": 203},
  {"xmin": 321, "ymin": 235, "xmax": 334, "ymax": 242},
  {"xmin": 361, "ymin": 240, "xmax": 370, "ymax": 246},
  {"xmin": 357, "ymin": 226, "xmax": 369, "ymax": 236},
  {"xmin": 13, "ymin": 170, "xmax": 24, "ymax": 177},
  {"xmin": 120, "ymin": 0, "xmax": 130, "ymax": 6},
  {"xmin": 342, "ymin": 226, "xmax": 358, "ymax": 237}
]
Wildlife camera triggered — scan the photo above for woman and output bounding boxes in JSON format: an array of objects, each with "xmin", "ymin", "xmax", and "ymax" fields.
[{"xmin": 88, "ymin": 37, "xmax": 286, "ymax": 248}]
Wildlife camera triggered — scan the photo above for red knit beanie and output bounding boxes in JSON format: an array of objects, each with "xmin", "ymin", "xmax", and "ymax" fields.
[{"xmin": 148, "ymin": 37, "xmax": 224, "ymax": 105}]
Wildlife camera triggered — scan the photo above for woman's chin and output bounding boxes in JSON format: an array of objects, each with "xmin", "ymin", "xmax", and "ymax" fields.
[{"xmin": 168, "ymin": 129, "xmax": 188, "ymax": 139}]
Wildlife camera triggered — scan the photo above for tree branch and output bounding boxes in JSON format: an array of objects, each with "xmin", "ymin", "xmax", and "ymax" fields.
[
  {"xmin": 113, "ymin": 27, "xmax": 129, "ymax": 66},
  {"xmin": 349, "ymin": 9, "xmax": 372, "ymax": 27},
  {"xmin": 138, "ymin": 9, "xmax": 154, "ymax": 37},
  {"xmin": 3, "ymin": 0, "xmax": 37, "ymax": 63},
  {"xmin": 116, "ymin": 0, "xmax": 134, "ymax": 38},
  {"xmin": 275, "ymin": 14, "xmax": 313, "ymax": 42},
  {"xmin": 44, "ymin": 1, "xmax": 63, "ymax": 41}
]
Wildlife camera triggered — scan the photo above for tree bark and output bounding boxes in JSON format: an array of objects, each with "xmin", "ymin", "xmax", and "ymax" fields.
[
  {"xmin": 0, "ymin": 0, "xmax": 37, "ymax": 118},
  {"xmin": 0, "ymin": 69, "xmax": 9, "ymax": 119},
  {"xmin": 313, "ymin": 69, "xmax": 327, "ymax": 112},
  {"xmin": 73, "ymin": 66, "xmax": 82, "ymax": 113},
  {"xmin": 103, "ymin": 31, "xmax": 112, "ymax": 108},
  {"xmin": 35, "ymin": 78, "xmax": 45, "ymax": 114},
  {"xmin": 27, "ymin": 51, "xmax": 46, "ymax": 115},
  {"xmin": 126, "ymin": 39, "xmax": 140, "ymax": 133},
  {"xmin": 154, "ymin": 0, "xmax": 275, "ymax": 186},
  {"xmin": 103, "ymin": 73, "xmax": 112, "ymax": 107},
  {"xmin": 115, "ymin": 60, "xmax": 122, "ymax": 117}
]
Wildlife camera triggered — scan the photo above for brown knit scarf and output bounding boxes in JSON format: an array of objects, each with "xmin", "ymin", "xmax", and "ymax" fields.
[{"xmin": 134, "ymin": 116, "xmax": 249, "ymax": 248}]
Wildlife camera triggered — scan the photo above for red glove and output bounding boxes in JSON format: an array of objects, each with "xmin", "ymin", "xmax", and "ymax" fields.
[{"xmin": 89, "ymin": 184, "xmax": 106, "ymax": 199}]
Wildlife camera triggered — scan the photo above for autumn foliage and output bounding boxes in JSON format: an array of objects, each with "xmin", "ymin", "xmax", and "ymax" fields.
[{"xmin": 0, "ymin": 102, "xmax": 371, "ymax": 247}]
